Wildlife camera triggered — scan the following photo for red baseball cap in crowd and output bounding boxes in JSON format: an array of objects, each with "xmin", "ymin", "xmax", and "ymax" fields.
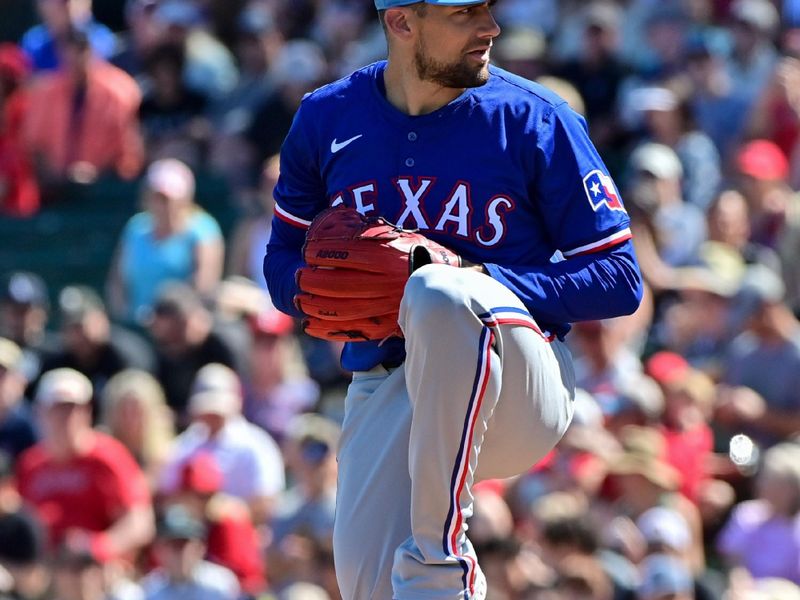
[
  {"xmin": 735, "ymin": 140, "xmax": 789, "ymax": 181},
  {"xmin": 645, "ymin": 351, "xmax": 690, "ymax": 386},
  {"xmin": 250, "ymin": 308, "xmax": 294, "ymax": 337},
  {"xmin": 180, "ymin": 452, "xmax": 223, "ymax": 495}
]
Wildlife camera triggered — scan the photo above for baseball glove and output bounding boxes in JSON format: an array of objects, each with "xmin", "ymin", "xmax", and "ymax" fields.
[{"xmin": 295, "ymin": 206, "xmax": 461, "ymax": 341}]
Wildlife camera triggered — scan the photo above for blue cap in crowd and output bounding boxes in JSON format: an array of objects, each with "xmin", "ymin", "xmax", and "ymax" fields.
[{"xmin": 375, "ymin": 0, "xmax": 486, "ymax": 10}]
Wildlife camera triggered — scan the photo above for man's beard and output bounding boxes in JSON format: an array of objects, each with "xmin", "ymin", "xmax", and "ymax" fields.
[{"xmin": 414, "ymin": 38, "xmax": 491, "ymax": 89}]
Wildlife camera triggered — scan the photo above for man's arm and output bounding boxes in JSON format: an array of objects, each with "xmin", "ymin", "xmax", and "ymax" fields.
[
  {"xmin": 484, "ymin": 239, "xmax": 643, "ymax": 324},
  {"xmin": 493, "ymin": 101, "xmax": 643, "ymax": 324},
  {"xmin": 100, "ymin": 504, "xmax": 155, "ymax": 557}
]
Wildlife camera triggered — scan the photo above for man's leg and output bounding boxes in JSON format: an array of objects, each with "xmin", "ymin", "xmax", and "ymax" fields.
[
  {"xmin": 333, "ymin": 367, "xmax": 414, "ymax": 599},
  {"xmin": 392, "ymin": 265, "xmax": 574, "ymax": 600}
]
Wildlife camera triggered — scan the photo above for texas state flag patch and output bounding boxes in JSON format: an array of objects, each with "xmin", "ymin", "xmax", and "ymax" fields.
[{"xmin": 583, "ymin": 170, "xmax": 625, "ymax": 213}]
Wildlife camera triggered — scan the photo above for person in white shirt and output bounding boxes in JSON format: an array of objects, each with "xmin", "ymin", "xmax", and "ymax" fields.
[{"xmin": 158, "ymin": 363, "xmax": 285, "ymax": 524}]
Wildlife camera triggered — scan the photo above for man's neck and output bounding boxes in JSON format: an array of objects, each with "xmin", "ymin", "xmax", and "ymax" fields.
[{"xmin": 383, "ymin": 59, "xmax": 464, "ymax": 116}]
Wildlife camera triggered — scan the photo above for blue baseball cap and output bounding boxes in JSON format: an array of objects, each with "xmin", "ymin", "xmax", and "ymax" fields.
[{"xmin": 375, "ymin": 0, "xmax": 486, "ymax": 10}]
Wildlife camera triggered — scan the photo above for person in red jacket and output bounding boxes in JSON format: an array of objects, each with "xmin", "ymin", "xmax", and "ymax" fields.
[{"xmin": 15, "ymin": 367, "xmax": 155, "ymax": 562}]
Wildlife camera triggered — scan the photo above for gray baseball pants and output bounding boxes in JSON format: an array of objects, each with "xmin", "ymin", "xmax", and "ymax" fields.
[{"xmin": 333, "ymin": 264, "xmax": 575, "ymax": 599}]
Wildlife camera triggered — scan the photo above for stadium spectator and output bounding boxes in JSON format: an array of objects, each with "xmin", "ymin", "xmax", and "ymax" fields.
[
  {"xmin": 0, "ymin": 43, "xmax": 39, "ymax": 218},
  {"xmin": 0, "ymin": 451, "xmax": 50, "ymax": 600},
  {"xmin": 0, "ymin": 272, "xmax": 58, "ymax": 386},
  {"xmin": 570, "ymin": 319, "xmax": 644, "ymax": 398},
  {"xmin": 605, "ymin": 426, "xmax": 706, "ymax": 573},
  {"xmin": 627, "ymin": 142, "xmax": 707, "ymax": 272},
  {"xmin": 718, "ymin": 265, "xmax": 800, "ymax": 444},
  {"xmin": 683, "ymin": 35, "xmax": 752, "ymax": 157},
  {"xmin": 631, "ymin": 85, "xmax": 722, "ymax": 212},
  {"xmin": 271, "ymin": 414, "xmax": 338, "ymax": 546},
  {"xmin": 657, "ymin": 242, "xmax": 746, "ymax": 376},
  {"xmin": 20, "ymin": 0, "xmax": 116, "ymax": 72},
  {"xmin": 16, "ymin": 368, "xmax": 154, "ymax": 561},
  {"xmin": 145, "ymin": 285, "xmax": 242, "ymax": 419},
  {"xmin": 637, "ymin": 506, "xmax": 725, "ymax": 600},
  {"xmin": 242, "ymin": 307, "xmax": 318, "ymax": 443},
  {"xmin": 245, "ymin": 40, "xmax": 328, "ymax": 170},
  {"xmin": 138, "ymin": 42, "xmax": 210, "ymax": 166},
  {"xmin": 552, "ymin": 553, "xmax": 614, "ymax": 600},
  {"xmin": 706, "ymin": 189, "xmax": 782, "ymax": 273},
  {"xmin": 734, "ymin": 139, "xmax": 800, "ymax": 314},
  {"xmin": 108, "ymin": 158, "xmax": 224, "ymax": 326},
  {"xmin": 724, "ymin": 0, "xmax": 780, "ymax": 113},
  {"xmin": 746, "ymin": 29, "xmax": 800, "ymax": 166},
  {"xmin": 141, "ymin": 504, "xmax": 240, "ymax": 600},
  {"xmin": 50, "ymin": 541, "xmax": 144, "ymax": 600},
  {"xmin": 158, "ymin": 363, "xmax": 284, "ymax": 525},
  {"xmin": 100, "ymin": 369, "xmax": 174, "ymax": 487},
  {"xmin": 717, "ymin": 442, "xmax": 800, "ymax": 584},
  {"xmin": 22, "ymin": 28, "xmax": 144, "ymax": 191},
  {"xmin": 0, "ymin": 338, "xmax": 38, "ymax": 463},
  {"xmin": 40, "ymin": 286, "xmax": 154, "ymax": 411},
  {"xmin": 164, "ymin": 451, "xmax": 265, "ymax": 595},
  {"xmin": 554, "ymin": 3, "xmax": 630, "ymax": 162},
  {"xmin": 648, "ymin": 356, "xmax": 717, "ymax": 504},
  {"xmin": 111, "ymin": 0, "xmax": 166, "ymax": 78},
  {"xmin": 209, "ymin": 5, "xmax": 284, "ymax": 197},
  {"xmin": 150, "ymin": 0, "xmax": 239, "ymax": 100}
]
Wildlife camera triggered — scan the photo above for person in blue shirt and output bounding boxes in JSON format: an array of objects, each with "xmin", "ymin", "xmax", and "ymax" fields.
[
  {"xmin": 108, "ymin": 158, "xmax": 224, "ymax": 326},
  {"xmin": 21, "ymin": 0, "xmax": 116, "ymax": 72},
  {"xmin": 264, "ymin": 1, "xmax": 643, "ymax": 597}
]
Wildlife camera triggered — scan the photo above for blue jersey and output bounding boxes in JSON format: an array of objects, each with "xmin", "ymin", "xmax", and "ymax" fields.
[{"xmin": 265, "ymin": 61, "xmax": 642, "ymax": 371}]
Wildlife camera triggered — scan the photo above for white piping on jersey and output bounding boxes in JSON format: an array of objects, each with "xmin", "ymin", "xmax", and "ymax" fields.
[
  {"xmin": 275, "ymin": 204, "xmax": 312, "ymax": 229},
  {"xmin": 561, "ymin": 227, "xmax": 632, "ymax": 258}
]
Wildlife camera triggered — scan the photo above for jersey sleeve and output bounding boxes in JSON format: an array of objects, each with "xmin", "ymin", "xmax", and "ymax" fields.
[
  {"xmin": 272, "ymin": 98, "xmax": 327, "ymax": 230},
  {"xmin": 265, "ymin": 98, "xmax": 328, "ymax": 317},
  {"xmin": 533, "ymin": 103, "xmax": 631, "ymax": 257},
  {"xmin": 482, "ymin": 102, "xmax": 642, "ymax": 329}
]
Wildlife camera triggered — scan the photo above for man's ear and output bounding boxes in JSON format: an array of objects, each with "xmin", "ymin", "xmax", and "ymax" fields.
[{"xmin": 384, "ymin": 8, "xmax": 415, "ymax": 41}]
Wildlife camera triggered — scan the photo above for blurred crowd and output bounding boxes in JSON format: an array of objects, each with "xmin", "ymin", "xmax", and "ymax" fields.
[{"xmin": 3, "ymin": 0, "xmax": 800, "ymax": 599}]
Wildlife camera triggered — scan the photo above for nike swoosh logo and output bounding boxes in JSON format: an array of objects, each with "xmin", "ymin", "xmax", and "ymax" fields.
[{"xmin": 331, "ymin": 134, "xmax": 363, "ymax": 154}]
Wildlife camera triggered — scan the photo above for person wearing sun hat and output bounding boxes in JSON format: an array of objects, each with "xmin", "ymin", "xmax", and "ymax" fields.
[{"xmin": 608, "ymin": 426, "xmax": 706, "ymax": 573}]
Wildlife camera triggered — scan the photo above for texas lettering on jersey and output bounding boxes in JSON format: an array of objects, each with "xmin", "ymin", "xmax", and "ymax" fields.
[{"xmin": 326, "ymin": 177, "xmax": 516, "ymax": 247}]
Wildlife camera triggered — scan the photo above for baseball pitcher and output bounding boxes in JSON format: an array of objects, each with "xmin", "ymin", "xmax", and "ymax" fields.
[{"xmin": 264, "ymin": 1, "xmax": 643, "ymax": 598}]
